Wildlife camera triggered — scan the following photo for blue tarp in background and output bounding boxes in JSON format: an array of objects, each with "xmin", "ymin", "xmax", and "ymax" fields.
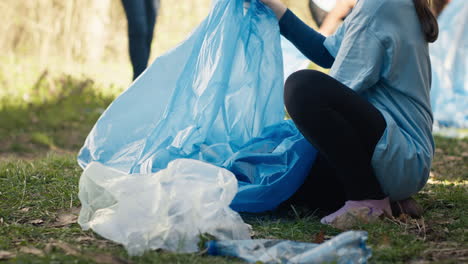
[
  {"xmin": 430, "ymin": 0, "xmax": 467, "ymax": 129},
  {"xmin": 78, "ymin": 0, "xmax": 316, "ymax": 213}
]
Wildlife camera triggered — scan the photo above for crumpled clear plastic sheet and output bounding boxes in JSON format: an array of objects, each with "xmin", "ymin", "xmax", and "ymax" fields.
[
  {"xmin": 78, "ymin": 0, "xmax": 316, "ymax": 213},
  {"xmin": 207, "ymin": 231, "xmax": 372, "ymax": 264},
  {"xmin": 78, "ymin": 160, "xmax": 251, "ymax": 255},
  {"xmin": 430, "ymin": 0, "xmax": 468, "ymax": 129}
]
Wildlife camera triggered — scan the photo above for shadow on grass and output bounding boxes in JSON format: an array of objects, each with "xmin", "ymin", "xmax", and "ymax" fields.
[{"xmin": 0, "ymin": 71, "xmax": 117, "ymax": 155}]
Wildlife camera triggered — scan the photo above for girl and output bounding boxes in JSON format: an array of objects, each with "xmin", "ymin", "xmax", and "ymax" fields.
[{"xmin": 260, "ymin": 0, "xmax": 438, "ymax": 227}]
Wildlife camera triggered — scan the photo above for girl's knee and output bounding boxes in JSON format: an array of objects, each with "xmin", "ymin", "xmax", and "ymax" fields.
[{"xmin": 284, "ymin": 70, "xmax": 326, "ymax": 110}]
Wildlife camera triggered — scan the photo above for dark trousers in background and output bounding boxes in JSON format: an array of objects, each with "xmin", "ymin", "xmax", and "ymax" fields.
[
  {"xmin": 121, "ymin": 0, "xmax": 159, "ymax": 80},
  {"xmin": 284, "ymin": 70, "xmax": 387, "ymax": 212}
]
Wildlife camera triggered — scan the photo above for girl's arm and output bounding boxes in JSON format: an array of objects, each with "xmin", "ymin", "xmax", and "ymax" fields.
[
  {"xmin": 279, "ymin": 9, "xmax": 334, "ymax": 68},
  {"xmin": 319, "ymin": 0, "xmax": 357, "ymax": 36},
  {"xmin": 260, "ymin": 0, "xmax": 287, "ymax": 20},
  {"xmin": 261, "ymin": 0, "xmax": 335, "ymax": 69}
]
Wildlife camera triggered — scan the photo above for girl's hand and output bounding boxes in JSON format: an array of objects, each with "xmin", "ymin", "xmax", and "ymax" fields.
[{"xmin": 259, "ymin": 0, "xmax": 287, "ymax": 20}]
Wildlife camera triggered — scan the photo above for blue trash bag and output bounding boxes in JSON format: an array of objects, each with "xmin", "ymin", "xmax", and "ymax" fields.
[
  {"xmin": 430, "ymin": 0, "xmax": 468, "ymax": 128},
  {"xmin": 281, "ymin": 36, "xmax": 310, "ymax": 80},
  {"xmin": 78, "ymin": 0, "xmax": 317, "ymax": 213},
  {"xmin": 207, "ymin": 231, "xmax": 372, "ymax": 264}
]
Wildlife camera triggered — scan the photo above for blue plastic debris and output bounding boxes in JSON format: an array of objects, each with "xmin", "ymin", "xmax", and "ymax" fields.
[
  {"xmin": 78, "ymin": 0, "xmax": 316, "ymax": 213},
  {"xmin": 207, "ymin": 231, "xmax": 372, "ymax": 264},
  {"xmin": 430, "ymin": 0, "xmax": 467, "ymax": 129}
]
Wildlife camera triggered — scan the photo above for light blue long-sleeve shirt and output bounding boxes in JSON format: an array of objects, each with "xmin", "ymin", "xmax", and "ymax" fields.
[{"xmin": 324, "ymin": 0, "xmax": 434, "ymax": 200}]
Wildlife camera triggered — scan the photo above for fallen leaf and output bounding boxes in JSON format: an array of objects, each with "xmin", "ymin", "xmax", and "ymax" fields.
[
  {"xmin": 89, "ymin": 253, "xmax": 132, "ymax": 264},
  {"xmin": 97, "ymin": 240, "xmax": 113, "ymax": 249},
  {"xmin": 313, "ymin": 230, "xmax": 325, "ymax": 244},
  {"xmin": 29, "ymin": 219, "xmax": 44, "ymax": 225},
  {"xmin": 70, "ymin": 207, "xmax": 81, "ymax": 215},
  {"xmin": 75, "ymin": 236, "xmax": 96, "ymax": 243},
  {"xmin": 20, "ymin": 207, "xmax": 30, "ymax": 213},
  {"xmin": 19, "ymin": 246, "xmax": 45, "ymax": 257},
  {"xmin": 50, "ymin": 214, "xmax": 77, "ymax": 227},
  {"xmin": 45, "ymin": 241, "xmax": 80, "ymax": 256},
  {"xmin": 55, "ymin": 242, "xmax": 80, "ymax": 256},
  {"xmin": 50, "ymin": 207, "xmax": 80, "ymax": 227},
  {"xmin": 444, "ymin": 156, "xmax": 462, "ymax": 161},
  {"xmin": 0, "ymin": 250, "xmax": 15, "ymax": 260},
  {"xmin": 422, "ymin": 242, "xmax": 468, "ymax": 262}
]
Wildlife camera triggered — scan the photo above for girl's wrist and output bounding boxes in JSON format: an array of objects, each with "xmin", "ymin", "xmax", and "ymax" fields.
[
  {"xmin": 262, "ymin": 0, "xmax": 287, "ymax": 20},
  {"xmin": 271, "ymin": 3, "xmax": 287, "ymax": 20}
]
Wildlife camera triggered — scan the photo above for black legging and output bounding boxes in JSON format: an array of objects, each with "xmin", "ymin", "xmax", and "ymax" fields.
[
  {"xmin": 284, "ymin": 70, "xmax": 387, "ymax": 211},
  {"xmin": 121, "ymin": 0, "xmax": 159, "ymax": 80}
]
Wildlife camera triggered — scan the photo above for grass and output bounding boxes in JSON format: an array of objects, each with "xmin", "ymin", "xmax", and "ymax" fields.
[
  {"xmin": 0, "ymin": 152, "xmax": 466, "ymax": 263},
  {"xmin": 0, "ymin": 69, "xmax": 117, "ymax": 155},
  {"xmin": 0, "ymin": 67, "xmax": 467, "ymax": 263}
]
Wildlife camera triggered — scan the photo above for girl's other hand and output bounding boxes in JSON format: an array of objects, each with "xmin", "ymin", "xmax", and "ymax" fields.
[{"xmin": 259, "ymin": 0, "xmax": 287, "ymax": 20}]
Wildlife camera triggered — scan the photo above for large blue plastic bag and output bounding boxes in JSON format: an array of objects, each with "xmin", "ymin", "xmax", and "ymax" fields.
[
  {"xmin": 430, "ymin": 0, "xmax": 467, "ymax": 129},
  {"xmin": 281, "ymin": 36, "xmax": 310, "ymax": 80},
  {"xmin": 78, "ymin": 0, "xmax": 316, "ymax": 213}
]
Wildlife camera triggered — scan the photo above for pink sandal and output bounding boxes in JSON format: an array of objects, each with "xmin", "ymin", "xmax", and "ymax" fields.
[{"xmin": 321, "ymin": 197, "xmax": 392, "ymax": 229}]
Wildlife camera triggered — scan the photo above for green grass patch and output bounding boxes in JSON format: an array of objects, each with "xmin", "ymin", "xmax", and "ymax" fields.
[
  {"xmin": 0, "ymin": 144, "xmax": 466, "ymax": 263},
  {"xmin": 0, "ymin": 72, "xmax": 117, "ymax": 155}
]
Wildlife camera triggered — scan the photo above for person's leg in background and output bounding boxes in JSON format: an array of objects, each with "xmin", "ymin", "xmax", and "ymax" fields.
[
  {"xmin": 145, "ymin": 0, "xmax": 159, "ymax": 54},
  {"xmin": 121, "ymin": 0, "xmax": 157, "ymax": 80},
  {"xmin": 283, "ymin": 70, "xmax": 390, "ymax": 225}
]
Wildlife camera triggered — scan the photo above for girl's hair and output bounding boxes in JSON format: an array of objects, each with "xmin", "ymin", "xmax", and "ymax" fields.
[{"xmin": 412, "ymin": 0, "xmax": 439, "ymax": 43}]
